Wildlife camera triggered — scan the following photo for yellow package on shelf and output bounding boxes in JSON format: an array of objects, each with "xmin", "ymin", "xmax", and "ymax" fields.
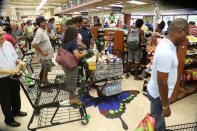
[{"xmin": 187, "ymin": 35, "xmax": 197, "ymax": 42}]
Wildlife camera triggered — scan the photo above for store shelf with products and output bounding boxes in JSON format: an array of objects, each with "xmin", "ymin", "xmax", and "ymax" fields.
[
  {"xmin": 170, "ymin": 36, "xmax": 197, "ymax": 103},
  {"xmin": 143, "ymin": 35, "xmax": 162, "ymax": 96},
  {"xmin": 142, "ymin": 35, "xmax": 197, "ymax": 101},
  {"xmin": 91, "ymin": 27, "xmax": 125, "ymax": 58}
]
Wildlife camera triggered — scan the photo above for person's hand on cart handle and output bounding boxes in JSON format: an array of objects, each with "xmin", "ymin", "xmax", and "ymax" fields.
[
  {"xmin": 11, "ymin": 67, "xmax": 21, "ymax": 74},
  {"xmin": 162, "ymin": 105, "xmax": 171, "ymax": 117},
  {"xmin": 19, "ymin": 61, "xmax": 27, "ymax": 68}
]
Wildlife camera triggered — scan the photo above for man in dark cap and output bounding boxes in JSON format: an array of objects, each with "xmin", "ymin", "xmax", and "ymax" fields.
[{"xmin": 32, "ymin": 16, "xmax": 54, "ymax": 86}]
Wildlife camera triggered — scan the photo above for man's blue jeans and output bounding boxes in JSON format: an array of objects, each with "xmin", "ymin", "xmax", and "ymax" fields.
[{"xmin": 147, "ymin": 92, "xmax": 166, "ymax": 131}]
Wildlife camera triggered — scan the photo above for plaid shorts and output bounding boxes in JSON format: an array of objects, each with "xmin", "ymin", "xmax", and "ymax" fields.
[{"xmin": 40, "ymin": 59, "xmax": 54, "ymax": 72}]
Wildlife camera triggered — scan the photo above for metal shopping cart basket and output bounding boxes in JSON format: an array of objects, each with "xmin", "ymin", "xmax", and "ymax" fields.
[
  {"xmin": 12, "ymin": 65, "xmax": 89, "ymax": 131},
  {"xmin": 157, "ymin": 122, "xmax": 197, "ymax": 131},
  {"xmin": 83, "ymin": 58, "xmax": 123, "ymax": 83},
  {"xmin": 78, "ymin": 58, "xmax": 124, "ymax": 106}
]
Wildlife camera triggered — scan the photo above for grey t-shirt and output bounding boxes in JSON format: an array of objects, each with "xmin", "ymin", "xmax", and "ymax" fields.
[
  {"xmin": 0, "ymin": 41, "xmax": 18, "ymax": 78},
  {"xmin": 11, "ymin": 28, "xmax": 24, "ymax": 39},
  {"xmin": 24, "ymin": 25, "xmax": 34, "ymax": 37},
  {"xmin": 32, "ymin": 28, "xmax": 54, "ymax": 60}
]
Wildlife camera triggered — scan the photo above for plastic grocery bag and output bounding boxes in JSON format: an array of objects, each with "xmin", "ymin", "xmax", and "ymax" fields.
[{"xmin": 135, "ymin": 113, "xmax": 155, "ymax": 131}]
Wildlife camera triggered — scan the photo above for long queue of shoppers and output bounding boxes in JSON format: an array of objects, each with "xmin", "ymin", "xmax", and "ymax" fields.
[{"xmin": 0, "ymin": 15, "xmax": 190, "ymax": 131}]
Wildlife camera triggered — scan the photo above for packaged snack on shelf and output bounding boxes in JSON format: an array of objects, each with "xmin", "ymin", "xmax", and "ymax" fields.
[
  {"xmin": 183, "ymin": 70, "xmax": 193, "ymax": 81},
  {"xmin": 192, "ymin": 72, "xmax": 197, "ymax": 80},
  {"xmin": 187, "ymin": 35, "xmax": 197, "ymax": 42},
  {"xmin": 185, "ymin": 58, "xmax": 194, "ymax": 65}
]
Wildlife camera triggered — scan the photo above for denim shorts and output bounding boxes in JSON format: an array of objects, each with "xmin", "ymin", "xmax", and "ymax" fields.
[{"xmin": 128, "ymin": 48, "xmax": 142, "ymax": 63}]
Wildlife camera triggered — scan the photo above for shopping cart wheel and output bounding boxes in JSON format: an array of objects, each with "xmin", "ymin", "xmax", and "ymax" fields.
[{"xmin": 81, "ymin": 118, "xmax": 89, "ymax": 125}]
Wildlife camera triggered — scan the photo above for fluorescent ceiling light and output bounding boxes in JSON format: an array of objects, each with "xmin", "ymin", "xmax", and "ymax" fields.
[
  {"xmin": 127, "ymin": 0, "xmax": 147, "ymax": 5},
  {"xmin": 36, "ymin": 0, "xmax": 47, "ymax": 11},
  {"xmin": 15, "ymin": 5, "xmax": 54, "ymax": 9},
  {"xmin": 96, "ymin": 7, "xmax": 111, "ymax": 9},
  {"xmin": 9, "ymin": 2, "xmax": 61, "ymax": 6},
  {"xmin": 88, "ymin": 9, "xmax": 100, "ymax": 11},
  {"xmin": 109, "ymin": 4, "xmax": 123, "ymax": 7},
  {"xmin": 72, "ymin": 12, "xmax": 80, "ymax": 14},
  {"xmin": 80, "ymin": 10, "xmax": 90, "ymax": 12}
]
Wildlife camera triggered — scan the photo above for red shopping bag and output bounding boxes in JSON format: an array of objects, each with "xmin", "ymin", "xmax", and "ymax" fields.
[{"xmin": 135, "ymin": 113, "xmax": 155, "ymax": 131}]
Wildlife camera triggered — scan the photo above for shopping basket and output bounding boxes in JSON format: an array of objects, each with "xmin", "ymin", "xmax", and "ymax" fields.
[{"xmin": 11, "ymin": 65, "xmax": 89, "ymax": 131}]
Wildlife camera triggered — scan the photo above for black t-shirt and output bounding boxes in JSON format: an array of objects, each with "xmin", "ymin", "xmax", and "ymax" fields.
[
  {"xmin": 62, "ymin": 40, "xmax": 78, "ymax": 54},
  {"xmin": 78, "ymin": 27, "xmax": 93, "ymax": 49}
]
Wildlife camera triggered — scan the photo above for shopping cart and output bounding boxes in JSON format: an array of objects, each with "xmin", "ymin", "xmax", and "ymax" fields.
[
  {"xmin": 11, "ymin": 65, "xmax": 89, "ymax": 131},
  {"xmin": 82, "ymin": 59, "xmax": 123, "ymax": 83},
  {"xmin": 157, "ymin": 122, "xmax": 197, "ymax": 131},
  {"xmin": 79, "ymin": 58, "xmax": 124, "ymax": 107}
]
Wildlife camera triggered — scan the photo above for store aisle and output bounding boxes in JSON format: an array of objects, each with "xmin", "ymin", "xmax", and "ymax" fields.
[{"xmin": 0, "ymin": 75, "xmax": 197, "ymax": 131}]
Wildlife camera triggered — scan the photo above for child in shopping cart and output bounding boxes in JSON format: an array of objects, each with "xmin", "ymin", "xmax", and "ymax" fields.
[{"xmin": 62, "ymin": 25, "xmax": 88, "ymax": 104}]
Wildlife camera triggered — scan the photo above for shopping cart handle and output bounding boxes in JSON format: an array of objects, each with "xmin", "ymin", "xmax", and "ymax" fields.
[
  {"xmin": 10, "ymin": 66, "xmax": 23, "ymax": 79},
  {"xmin": 24, "ymin": 52, "xmax": 34, "ymax": 56}
]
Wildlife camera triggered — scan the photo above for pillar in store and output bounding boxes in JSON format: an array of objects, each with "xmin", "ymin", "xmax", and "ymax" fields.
[
  {"xmin": 4, "ymin": 2, "xmax": 17, "ymax": 22},
  {"xmin": 124, "ymin": 14, "xmax": 131, "ymax": 28},
  {"xmin": 93, "ymin": 16, "xmax": 98, "ymax": 25},
  {"xmin": 50, "ymin": 8, "xmax": 54, "ymax": 17},
  {"xmin": 121, "ymin": 0, "xmax": 126, "ymax": 25}
]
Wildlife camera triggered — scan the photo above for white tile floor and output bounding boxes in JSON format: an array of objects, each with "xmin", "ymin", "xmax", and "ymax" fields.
[{"xmin": 0, "ymin": 75, "xmax": 197, "ymax": 131}]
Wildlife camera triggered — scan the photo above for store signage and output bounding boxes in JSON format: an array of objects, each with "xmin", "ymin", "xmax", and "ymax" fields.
[
  {"xmin": 21, "ymin": 16, "xmax": 28, "ymax": 19},
  {"xmin": 112, "ymin": 7, "xmax": 122, "ymax": 13},
  {"xmin": 80, "ymin": 12, "xmax": 88, "ymax": 15},
  {"xmin": 67, "ymin": 14, "xmax": 72, "ymax": 17}
]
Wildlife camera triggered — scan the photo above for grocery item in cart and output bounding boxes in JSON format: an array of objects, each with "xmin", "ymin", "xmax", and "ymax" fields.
[{"xmin": 102, "ymin": 80, "xmax": 122, "ymax": 96}]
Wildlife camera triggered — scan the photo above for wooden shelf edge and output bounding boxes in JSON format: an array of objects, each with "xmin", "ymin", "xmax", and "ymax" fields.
[{"xmin": 170, "ymin": 86, "xmax": 197, "ymax": 105}]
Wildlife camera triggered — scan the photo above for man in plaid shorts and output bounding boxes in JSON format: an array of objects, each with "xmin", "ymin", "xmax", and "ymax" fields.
[{"xmin": 32, "ymin": 16, "xmax": 54, "ymax": 85}]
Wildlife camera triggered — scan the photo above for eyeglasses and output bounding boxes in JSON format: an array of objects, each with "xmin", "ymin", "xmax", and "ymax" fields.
[{"xmin": 0, "ymin": 33, "xmax": 5, "ymax": 37}]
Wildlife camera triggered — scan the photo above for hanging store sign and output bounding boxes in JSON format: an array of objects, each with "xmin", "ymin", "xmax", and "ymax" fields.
[
  {"xmin": 21, "ymin": 16, "xmax": 28, "ymax": 19},
  {"xmin": 112, "ymin": 7, "xmax": 122, "ymax": 13},
  {"xmin": 80, "ymin": 12, "xmax": 88, "ymax": 15},
  {"xmin": 109, "ymin": 13, "xmax": 115, "ymax": 24},
  {"xmin": 67, "ymin": 14, "xmax": 72, "ymax": 17}
]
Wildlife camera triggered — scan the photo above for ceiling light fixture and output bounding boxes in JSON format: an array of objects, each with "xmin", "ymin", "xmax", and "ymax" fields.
[
  {"xmin": 96, "ymin": 7, "xmax": 111, "ymax": 9},
  {"xmin": 127, "ymin": 0, "xmax": 147, "ymax": 5},
  {"xmin": 36, "ymin": 0, "xmax": 47, "ymax": 11},
  {"xmin": 109, "ymin": 4, "xmax": 123, "ymax": 7}
]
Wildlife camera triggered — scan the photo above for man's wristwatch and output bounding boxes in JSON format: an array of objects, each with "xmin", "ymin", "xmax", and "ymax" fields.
[{"xmin": 162, "ymin": 105, "xmax": 169, "ymax": 110}]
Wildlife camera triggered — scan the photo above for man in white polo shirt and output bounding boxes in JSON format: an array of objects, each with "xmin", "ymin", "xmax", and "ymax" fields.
[
  {"xmin": 147, "ymin": 18, "xmax": 189, "ymax": 130},
  {"xmin": 0, "ymin": 27, "xmax": 27, "ymax": 127}
]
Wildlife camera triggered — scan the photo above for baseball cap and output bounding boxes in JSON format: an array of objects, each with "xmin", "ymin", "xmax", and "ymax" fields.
[{"xmin": 36, "ymin": 16, "xmax": 46, "ymax": 25}]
